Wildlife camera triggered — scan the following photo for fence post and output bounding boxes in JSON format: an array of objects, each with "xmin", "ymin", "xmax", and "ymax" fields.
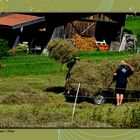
[{"xmin": 72, "ymin": 83, "xmax": 80, "ymax": 122}]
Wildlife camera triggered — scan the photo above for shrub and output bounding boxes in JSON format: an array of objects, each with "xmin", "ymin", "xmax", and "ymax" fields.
[
  {"xmin": 0, "ymin": 38, "xmax": 9, "ymax": 57},
  {"xmin": 8, "ymin": 43, "xmax": 29, "ymax": 56}
]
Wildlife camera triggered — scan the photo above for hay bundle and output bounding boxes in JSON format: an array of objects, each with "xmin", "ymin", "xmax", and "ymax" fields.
[
  {"xmin": 65, "ymin": 54, "xmax": 140, "ymax": 97},
  {"xmin": 126, "ymin": 54, "xmax": 140, "ymax": 89},
  {"xmin": 47, "ymin": 38, "xmax": 77, "ymax": 64},
  {"xmin": 65, "ymin": 60, "xmax": 103, "ymax": 98}
]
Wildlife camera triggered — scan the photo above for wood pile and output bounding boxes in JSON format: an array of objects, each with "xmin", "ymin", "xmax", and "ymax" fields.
[{"xmin": 73, "ymin": 34, "xmax": 98, "ymax": 51}]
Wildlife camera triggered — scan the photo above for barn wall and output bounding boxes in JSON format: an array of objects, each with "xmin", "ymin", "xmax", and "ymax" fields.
[{"xmin": 65, "ymin": 21, "xmax": 96, "ymax": 38}]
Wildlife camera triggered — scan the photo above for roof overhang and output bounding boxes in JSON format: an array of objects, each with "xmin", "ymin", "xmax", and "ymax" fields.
[{"xmin": 0, "ymin": 13, "xmax": 45, "ymax": 29}]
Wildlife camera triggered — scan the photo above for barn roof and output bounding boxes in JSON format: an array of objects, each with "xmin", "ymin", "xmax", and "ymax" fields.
[
  {"xmin": 0, "ymin": 13, "xmax": 45, "ymax": 29},
  {"xmin": 80, "ymin": 13, "xmax": 126, "ymax": 25}
]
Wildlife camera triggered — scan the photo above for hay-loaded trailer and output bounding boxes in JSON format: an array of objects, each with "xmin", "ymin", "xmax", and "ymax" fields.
[{"xmin": 64, "ymin": 59, "xmax": 140, "ymax": 105}]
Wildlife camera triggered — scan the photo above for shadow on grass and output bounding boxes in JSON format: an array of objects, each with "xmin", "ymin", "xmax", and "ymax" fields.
[{"xmin": 44, "ymin": 86, "xmax": 65, "ymax": 94}]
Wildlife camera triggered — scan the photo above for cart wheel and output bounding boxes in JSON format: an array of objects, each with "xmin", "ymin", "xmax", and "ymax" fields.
[{"xmin": 94, "ymin": 95, "xmax": 106, "ymax": 105}]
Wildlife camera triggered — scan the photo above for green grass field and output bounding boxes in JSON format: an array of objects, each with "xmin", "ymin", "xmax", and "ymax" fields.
[
  {"xmin": 0, "ymin": 51, "xmax": 140, "ymax": 128},
  {"xmin": 125, "ymin": 16, "xmax": 140, "ymax": 35}
]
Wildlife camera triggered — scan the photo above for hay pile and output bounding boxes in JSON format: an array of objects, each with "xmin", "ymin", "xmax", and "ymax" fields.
[
  {"xmin": 126, "ymin": 54, "xmax": 140, "ymax": 89},
  {"xmin": 47, "ymin": 38, "xmax": 77, "ymax": 64},
  {"xmin": 65, "ymin": 54, "xmax": 140, "ymax": 97},
  {"xmin": 2, "ymin": 87, "xmax": 49, "ymax": 105},
  {"xmin": 65, "ymin": 60, "xmax": 102, "ymax": 97}
]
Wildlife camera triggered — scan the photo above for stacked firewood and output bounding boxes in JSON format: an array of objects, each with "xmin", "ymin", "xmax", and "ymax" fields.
[{"xmin": 73, "ymin": 34, "xmax": 98, "ymax": 51}]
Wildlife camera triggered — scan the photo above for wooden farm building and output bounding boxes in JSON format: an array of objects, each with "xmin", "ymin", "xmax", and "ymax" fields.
[{"xmin": 0, "ymin": 13, "xmax": 126, "ymax": 53}]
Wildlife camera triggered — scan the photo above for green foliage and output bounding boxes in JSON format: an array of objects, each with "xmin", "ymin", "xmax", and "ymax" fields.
[
  {"xmin": 0, "ymin": 38, "xmax": 9, "ymax": 57},
  {"xmin": 125, "ymin": 16, "xmax": 140, "ymax": 49},
  {"xmin": 125, "ymin": 17, "xmax": 140, "ymax": 35},
  {"xmin": 136, "ymin": 32, "xmax": 140, "ymax": 48}
]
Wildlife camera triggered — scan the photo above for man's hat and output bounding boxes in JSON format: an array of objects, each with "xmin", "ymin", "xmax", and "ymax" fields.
[
  {"xmin": 120, "ymin": 60, "xmax": 126, "ymax": 66},
  {"xmin": 74, "ymin": 57, "xmax": 80, "ymax": 61}
]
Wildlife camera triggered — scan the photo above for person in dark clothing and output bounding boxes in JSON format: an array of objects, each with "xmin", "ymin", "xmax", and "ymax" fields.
[
  {"xmin": 64, "ymin": 57, "xmax": 80, "ymax": 95},
  {"xmin": 113, "ymin": 60, "xmax": 134, "ymax": 105},
  {"xmin": 66, "ymin": 57, "xmax": 80, "ymax": 81}
]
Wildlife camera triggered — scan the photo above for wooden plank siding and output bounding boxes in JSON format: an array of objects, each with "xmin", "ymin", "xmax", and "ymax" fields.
[{"xmin": 65, "ymin": 21, "xmax": 96, "ymax": 38}]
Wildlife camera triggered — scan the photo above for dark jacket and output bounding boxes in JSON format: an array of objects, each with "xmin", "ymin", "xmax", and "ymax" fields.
[
  {"xmin": 66, "ymin": 59, "xmax": 76, "ymax": 81},
  {"xmin": 115, "ymin": 65, "xmax": 133, "ymax": 84}
]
